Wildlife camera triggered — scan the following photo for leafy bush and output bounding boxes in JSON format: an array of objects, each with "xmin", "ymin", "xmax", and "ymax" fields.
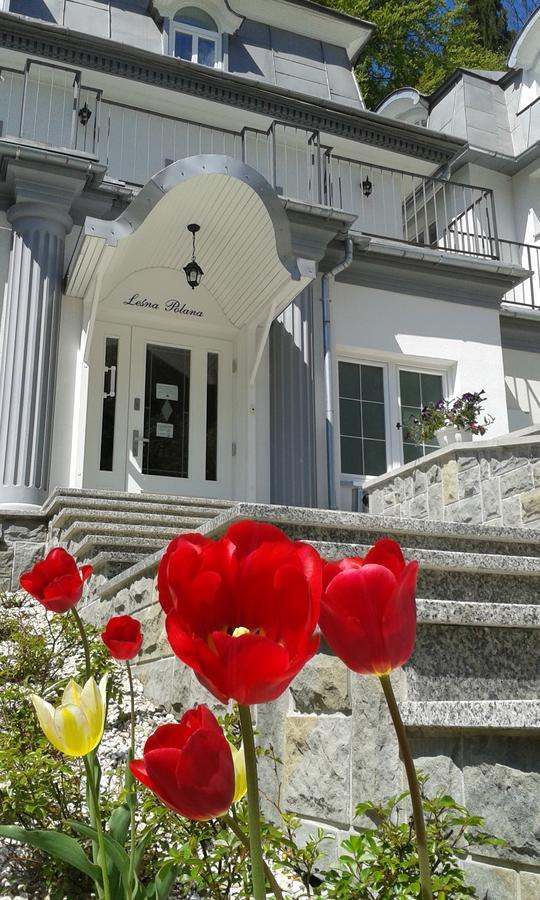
[
  {"xmin": 0, "ymin": 591, "xmax": 117, "ymax": 898},
  {"xmin": 321, "ymin": 779, "xmax": 504, "ymax": 899}
]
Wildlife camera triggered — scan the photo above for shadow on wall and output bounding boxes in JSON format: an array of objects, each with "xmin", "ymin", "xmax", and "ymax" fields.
[
  {"xmin": 9, "ymin": 0, "xmax": 58, "ymax": 21},
  {"xmin": 9, "ymin": 0, "xmax": 148, "ymax": 21}
]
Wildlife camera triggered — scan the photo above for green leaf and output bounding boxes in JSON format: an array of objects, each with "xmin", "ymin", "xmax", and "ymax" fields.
[
  {"xmin": 108, "ymin": 803, "xmax": 131, "ymax": 846},
  {"xmin": 155, "ymin": 862, "xmax": 180, "ymax": 899},
  {"xmin": 0, "ymin": 825, "xmax": 102, "ymax": 884},
  {"xmin": 69, "ymin": 819, "xmax": 130, "ymax": 891}
]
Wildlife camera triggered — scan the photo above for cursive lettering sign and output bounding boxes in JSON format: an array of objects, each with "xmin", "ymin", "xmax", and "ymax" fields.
[
  {"xmin": 122, "ymin": 294, "xmax": 204, "ymax": 318},
  {"xmin": 164, "ymin": 300, "xmax": 203, "ymax": 317},
  {"xmin": 123, "ymin": 293, "xmax": 159, "ymax": 310}
]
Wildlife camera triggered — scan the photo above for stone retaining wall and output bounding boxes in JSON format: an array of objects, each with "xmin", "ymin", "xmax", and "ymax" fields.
[
  {"xmin": 0, "ymin": 511, "xmax": 48, "ymax": 592},
  {"xmin": 367, "ymin": 436, "xmax": 540, "ymax": 528}
]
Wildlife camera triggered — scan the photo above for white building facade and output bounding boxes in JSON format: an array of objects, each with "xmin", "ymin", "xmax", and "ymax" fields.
[{"xmin": 0, "ymin": 0, "xmax": 537, "ymax": 513}]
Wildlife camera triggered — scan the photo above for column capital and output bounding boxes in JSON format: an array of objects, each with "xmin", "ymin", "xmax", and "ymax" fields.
[
  {"xmin": 7, "ymin": 200, "xmax": 73, "ymax": 235},
  {"xmin": 5, "ymin": 159, "xmax": 86, "ymax": 234}
]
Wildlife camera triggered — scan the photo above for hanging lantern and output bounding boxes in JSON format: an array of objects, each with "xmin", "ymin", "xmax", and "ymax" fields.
[
  {"xmin": 78, "ymin": 102, "xmax": 92, "ymax": 126},
  {"xmin": 362, "ymin": 176, "xmax": 373, "ymax": 198},
  {"xmin": 183, "ymin": 223, "xmax": 204, "ymax": 290}
]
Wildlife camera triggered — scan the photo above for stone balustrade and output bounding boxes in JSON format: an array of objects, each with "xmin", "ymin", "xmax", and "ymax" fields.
[{"xmin": 366, "ymin": 432, "xmax": 540, "ymax": 528}]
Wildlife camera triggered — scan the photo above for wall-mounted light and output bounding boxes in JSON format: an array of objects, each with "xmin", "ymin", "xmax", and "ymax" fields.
[
  {"xmin": 183, "ymin": 223, "xmax": 204, "ymax": 290},
  {"xmin": 362, "ymin": 176, "xmax": 373, "ymax": 198},
  {"xmin": 78, "ymin": 102, "xmax": 92, "ymax": 126}
]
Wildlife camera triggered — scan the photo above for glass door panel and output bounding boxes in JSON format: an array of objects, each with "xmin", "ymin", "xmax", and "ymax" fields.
[
  {"xmin": 142, "ymin": 344, "xmax": 191, "ymax": 479},
  {"xmin": 338, "ymin": 361, "xmax": 387, "ymax": 477},
  {"xmin": 399, "ymin": 370, "xmax": 444, "ymax": 463}
]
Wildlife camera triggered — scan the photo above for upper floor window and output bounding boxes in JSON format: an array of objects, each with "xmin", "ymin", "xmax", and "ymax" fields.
[{"xmin": 172, "ymin": 7, "xmax": 221, "ymax": 69}]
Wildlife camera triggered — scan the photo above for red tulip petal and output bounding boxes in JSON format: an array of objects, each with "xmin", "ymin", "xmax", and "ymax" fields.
[
  {"xmin": 362, "ymin": 540, "xmax": 405, "ymax": 578},
  {"xmin": 381, "ymin": 560, "xmax": 418, "ymax": 669},
  {"xmin": 46, "ymin": 548, "xmax": 80, "ymax": 579},
  {"xmin": 226, "ymin": 521, "xmax": 289, "ymax": 560},
  {"xmin": 320, "ymin": 565, "xmax": 398, "ymax": 674},
  {"xmin": 323, "ymin": 557, "xmax": 363, "ymax": 590},
  {"xmin": 208, "ymin": 631, "xmax": 294, "ymax": 705},
  {"xmin": 80, "ymin": 565, "xmax": 93, "ymax": 583}
]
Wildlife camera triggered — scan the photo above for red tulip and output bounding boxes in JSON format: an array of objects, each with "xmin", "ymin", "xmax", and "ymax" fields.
[
  {"xmin": 157, "ymin": 521, "xmax": 322, "ymax": 705},
  {"xmin": 19, "ymin": 548, "xmax": 92, "ymax": 614},
  {"xmin": 320, "ymin": 539, "xmax": 418, "ymax": 676},
  {"xmin": 130, "ymin": 705, "xmax": 235, "ymax": 820},
  {"xmin": 101, "ymin": 615, "xmax": 143, "ymax": 660}
]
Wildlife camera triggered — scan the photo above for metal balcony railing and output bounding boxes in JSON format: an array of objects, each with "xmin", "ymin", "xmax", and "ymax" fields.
[
  {"xmin": 0, "ymin": 60, "xmax": 500, "ymax": 261},
  {"xmin": 497, "ymin": 239, "xmax": 540, "ymax": 309}
]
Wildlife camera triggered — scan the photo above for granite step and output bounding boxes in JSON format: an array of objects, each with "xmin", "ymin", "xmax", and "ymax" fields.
[
  {"xmin": 401, "ymin": 700, "xmax": 540, "ymax": 732},
  {"xmin": 72, "ymin": 534, "xmax": 169, "ymax": 564},
  {"xmin": 62, "ymin": 520, "xmax": 185, "ymax": 547},
  {"xmin": 203, "ymin": 502, "xmax": 540, "ymax": 558},
  {"xmin": 56, "ymin": 512, "xmax": 206, "ymax": 540},
  {"xmin": 50, "ymin": 502, "xmax": 225, "ymax": 531},
  {"xmin": 43, "ymin": 487, "xmax": 233, "ymax": 518}
]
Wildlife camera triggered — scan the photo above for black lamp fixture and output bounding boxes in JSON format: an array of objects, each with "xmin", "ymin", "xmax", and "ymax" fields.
[
  {"xmin": 183, "ymin": 223, "xmax": 204, "ymax": 290},
  {"xmin": 78, "ymin": 102, "xmax": 92, "ymax": 126},
  {"xmin": 362, "ymin": 176, "xmax": 373, "ymax": 198}
]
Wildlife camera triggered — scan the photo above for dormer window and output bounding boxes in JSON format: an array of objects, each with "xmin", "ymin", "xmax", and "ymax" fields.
[{"xmin": 173, "ymin": 7, "xmax": 221, "ymax": 69}]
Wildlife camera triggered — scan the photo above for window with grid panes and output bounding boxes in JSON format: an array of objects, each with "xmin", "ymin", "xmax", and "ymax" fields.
[
  {"xmin": 400, "ymin": 370, "xmax": 444, "ymax": 463},
  {"xmin": 339, "ymin": 362, "xmax": 387, "ymax": 476},
  {"xmin": 173, "ymin": 7, "xmax": 221, "ymax": 68}
]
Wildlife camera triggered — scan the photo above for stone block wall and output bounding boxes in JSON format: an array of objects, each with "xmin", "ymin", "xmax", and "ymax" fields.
[
  {"xmin": 367, "ymin": 438, "xmax": 540, "ymax": 527},
  {"xmin": 0, "ymin": 511, "xmax": 48, "ymax": 592}
]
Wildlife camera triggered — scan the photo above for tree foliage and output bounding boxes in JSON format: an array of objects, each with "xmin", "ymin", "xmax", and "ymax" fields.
[
  {"xmin": 314, "ymin": 0, "xmax": 509, "ymax": 108},
  {"xmin": 467, "ymin": 0, "xmax": 514, "ymax": 52}
]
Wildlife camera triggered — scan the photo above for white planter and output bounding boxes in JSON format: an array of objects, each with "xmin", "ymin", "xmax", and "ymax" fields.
[{"xmin": 435, "ymin": 425, "xmax": 474, "ymax": 447}]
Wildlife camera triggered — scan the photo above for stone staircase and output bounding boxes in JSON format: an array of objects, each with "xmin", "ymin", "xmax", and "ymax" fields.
[
  {"xmin": 76, "ymin": 500, "xmax": 540, "ymax": 897},
  {"xmin": 43, "ymin": 487, "xmax": 234, "ymax": 579}
]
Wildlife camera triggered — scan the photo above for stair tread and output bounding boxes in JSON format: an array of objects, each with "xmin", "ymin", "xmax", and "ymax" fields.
[
  {"xmin": 56, "ymin": 511, "xmax": 206, "ymax": 533},
  {"xmin": 43, "ymin": 488, "xmax": 233, "ymax": 516}
]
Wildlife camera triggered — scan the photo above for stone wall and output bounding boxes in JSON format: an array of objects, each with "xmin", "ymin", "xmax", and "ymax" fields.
[
  {"xmin": 367, "ymin": 436, "xmax": 540, "ymax": 528},
  {"xmin": 0, "ymin": 511, "xmax": 48, "ymax": 592}
]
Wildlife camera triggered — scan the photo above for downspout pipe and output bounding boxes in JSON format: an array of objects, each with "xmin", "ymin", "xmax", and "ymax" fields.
[{"xmin": 322, "ymin": 237, "xmax": 354, "ymax": 510}]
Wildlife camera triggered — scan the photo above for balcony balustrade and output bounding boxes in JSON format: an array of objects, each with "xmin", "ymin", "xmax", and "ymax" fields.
[{"xmin": 0, "ymin": 59, "xmax": 511, "ymax": 273}]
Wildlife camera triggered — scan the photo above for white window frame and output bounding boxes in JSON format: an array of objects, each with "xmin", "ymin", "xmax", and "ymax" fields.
[
  {"xmin": 337, "ymin": 355, "xmax": 449, "ymax": 486},
  {"xmin": 170, "ymin": 18, "xmax": 222, "ymax": 69}
]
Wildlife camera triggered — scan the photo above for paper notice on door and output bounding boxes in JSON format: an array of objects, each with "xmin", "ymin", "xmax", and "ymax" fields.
[
  {"xmin": 156, "ymin": 383, "xmax": 178, "ymax": 401},
  {"xmin": 156, "ymin": 423, "xmax": 174, "ymax": 438}
]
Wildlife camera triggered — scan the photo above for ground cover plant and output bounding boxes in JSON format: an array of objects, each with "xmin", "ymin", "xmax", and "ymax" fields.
[{"xmin": 0, "ymin": 531, "xmax": 502, "ymax": 898}]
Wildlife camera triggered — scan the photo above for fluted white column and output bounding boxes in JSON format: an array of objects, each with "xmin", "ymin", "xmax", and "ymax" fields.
[{"xmin": 0, "ymin": 202, "xmax": 73, "ymax": 506}]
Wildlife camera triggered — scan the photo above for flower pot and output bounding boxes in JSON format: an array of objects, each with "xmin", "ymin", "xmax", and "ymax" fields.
[{"xmin": 435, "ymin": 425, "xmax": 474, "ymax": 447}]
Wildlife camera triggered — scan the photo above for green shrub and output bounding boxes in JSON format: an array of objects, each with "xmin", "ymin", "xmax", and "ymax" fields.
[{"xmin": 321, "ymin": 779, "xmax": 505, "ymax": 899}]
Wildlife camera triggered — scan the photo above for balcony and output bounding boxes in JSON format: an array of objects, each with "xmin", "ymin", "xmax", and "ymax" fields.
[
  {"xmin": 0, "ymin": 60, "xmax": 499, "ymax": 262},
  {"xmin": 498, "ymin": 239, "xmax": 540, "ymax": 310}
]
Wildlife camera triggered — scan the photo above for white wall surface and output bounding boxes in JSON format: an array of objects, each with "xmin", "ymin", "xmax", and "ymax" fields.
[
  {"xmin": 503, "ymin": 347, "xmax": 540, "ymax": 430},
  {"xmin": 332, "ymin": 282, "xmax": 509, "ymax": 432},
  {"xmin": 0, "ymin": 217, "xmax": 12, "ymax": 326},
  {"xmin": 49, "ymin": 296, "xmax": 84, "ymax": 492}
]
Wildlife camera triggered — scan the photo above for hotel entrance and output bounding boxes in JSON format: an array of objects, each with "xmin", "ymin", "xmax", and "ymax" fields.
[{"xmin": 84, "ymin": 322, "xmax": 233, "ymax": 499}]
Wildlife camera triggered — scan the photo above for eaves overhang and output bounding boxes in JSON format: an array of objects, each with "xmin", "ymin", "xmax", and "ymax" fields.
[
  {"xmin": 0, "ymin": 11, "xmax": 464, "ymax": 165},
  {"xmin": 321, "ymin": 234, "xmax": 531, "ymax": 309},
  {"xmin": 450, "ymin": 142, "xmax": 540, "ymax": 176}
]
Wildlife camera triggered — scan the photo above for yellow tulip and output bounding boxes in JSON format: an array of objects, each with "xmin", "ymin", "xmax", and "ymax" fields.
[
  {"xmin": 31, "ymin": 675, "xmax": 108, "ymax": 757},
  {"xmin": 230, "ymin": 742, "xmax": 247, "ymax": 804}
]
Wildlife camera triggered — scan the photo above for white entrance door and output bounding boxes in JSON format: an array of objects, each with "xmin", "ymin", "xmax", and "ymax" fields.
[{"xmin": 84, "ymin": 323, "xmax": 233, "ymax": 498}]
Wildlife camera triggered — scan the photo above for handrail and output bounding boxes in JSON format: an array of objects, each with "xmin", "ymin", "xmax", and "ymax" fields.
[{"xmin": 0, "ymin": 58, "xmax": 499, "ymax": 261}]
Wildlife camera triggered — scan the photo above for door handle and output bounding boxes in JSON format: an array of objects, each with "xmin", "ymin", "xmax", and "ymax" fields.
[{"xmin": 132, "ymin": 429, "xmax": 150, "ymax": 455}]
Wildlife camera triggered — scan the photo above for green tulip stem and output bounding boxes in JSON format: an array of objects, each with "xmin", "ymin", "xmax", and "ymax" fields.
[
  {"xmin": 379, "ymin": 674, "xmax": 433, "ymax": 900},
  {"xmin": 71, "ymin": 607, "xmax": 92, "ymax": 681},
  {"xmin": 84, "ymin": 754, "xmax": 111, "ymax": 900},
  {"xmin": 126, "ymin": 660, "xmax": 137, "ymax": 896},
  {"xmin": 224, "ymin": 813, "xmax": 284, "ymax": 900},
  {"xmin": 238, "ymin": 704, "xmax": 266, "ymax": 900}
]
